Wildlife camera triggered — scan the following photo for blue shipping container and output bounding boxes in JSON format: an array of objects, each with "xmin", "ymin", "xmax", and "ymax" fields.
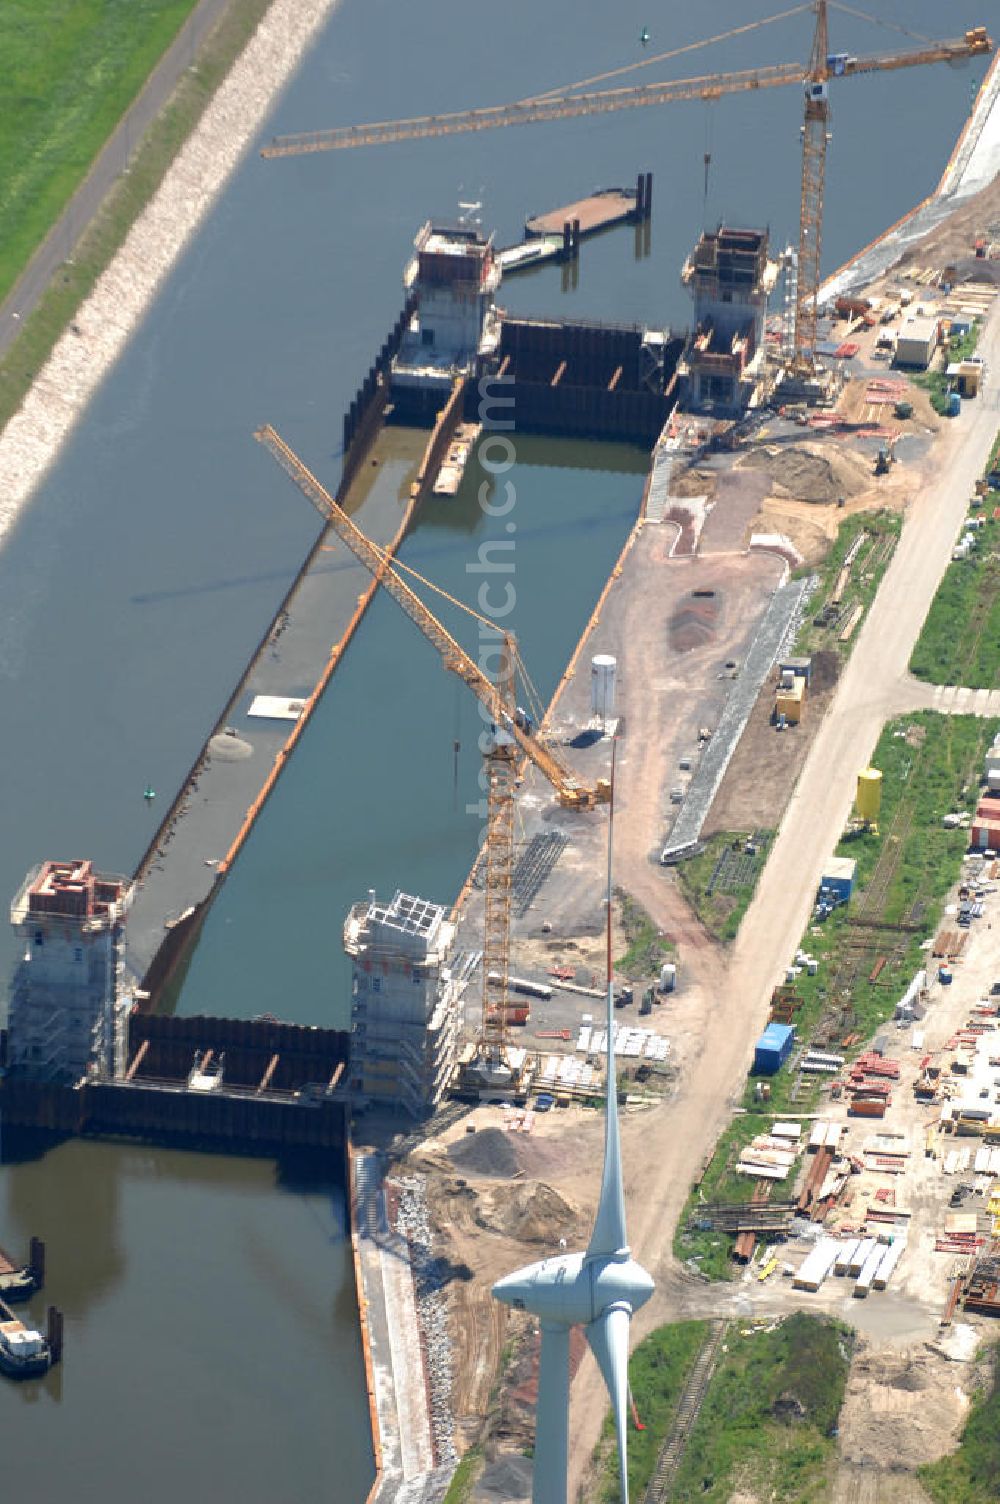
[
  {"xmin": 753, "ymin": 1022, "xmax": 795, "ymax": 1075},
  {"xmin": 821, "ymin": 857, "xmax": 856, "ymax": 903}
]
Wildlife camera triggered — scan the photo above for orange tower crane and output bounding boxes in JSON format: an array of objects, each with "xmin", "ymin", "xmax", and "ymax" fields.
[
  {"xmin": 261, "ymin": 4, "xmax": 992, "ymax": 376},
  {"xmin": 254, "ymin": 423, "xmax": 608, "ymax": 1080}
]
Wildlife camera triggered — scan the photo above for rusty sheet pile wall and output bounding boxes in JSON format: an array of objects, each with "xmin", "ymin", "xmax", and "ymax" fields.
[
  {"xmin": 496, "ymin": 317, "xmax": 683, "ymax": 444},
  {"xmin": 0, "ymin": 1014, "xmax": 352, "ymax": 1150}
]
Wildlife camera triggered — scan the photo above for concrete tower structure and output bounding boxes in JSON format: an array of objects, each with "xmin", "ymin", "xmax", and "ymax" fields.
[
  {"xmin": 7, "ymin": 861, "xmax": 133, "ymax": 1083},
  {"xmin": 680, "ymin": 225, "xmax": 778, "ymax": 412},
  {"xmin": 391, "ymin": 221, "xmax": 501, "ymax": 418},
  {"xmin": 344, "ymin": 890, "xmax": 462, "ymax": 1117}
]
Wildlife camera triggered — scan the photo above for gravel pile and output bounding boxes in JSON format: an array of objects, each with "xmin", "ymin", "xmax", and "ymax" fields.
[
  {"xmin": 395, "ymin": 1175, "xmax": 457, "ymax": 1466},
  {"xmin": 448, "ymin": 1127, "xmax": 522, "ymax": 1178},
  {"xmin": 778, "ymin": 574, "xmax": 817, "ymax": 656}
]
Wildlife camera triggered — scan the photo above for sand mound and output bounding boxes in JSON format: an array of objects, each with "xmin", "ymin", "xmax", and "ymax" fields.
[
  {"xmin": 476, "ymin": 1181, "xmax": 579, "ymax": 1244},
  {"xmin": 448, "ymin": 1127, "xmax": 523, "ymax": 1178},
  {"xmin": 739, "ymin": 443, "xmax": 868, "ymax": 504}
]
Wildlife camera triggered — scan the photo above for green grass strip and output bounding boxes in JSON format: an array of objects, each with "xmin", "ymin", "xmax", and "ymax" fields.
[
  {"xmin": 0, "ymin": 1, "xmax": 200, "ymax": 305},
  {"xmin": 794, "ymin": 510, "xmax": 902, "ymax": 660},
  {"xmin": 910, "ymin": 512, "xmax": 1000, "ymax": 689},
  {"xmin": 0, "ymin": 0, "xmax": 272, "ymax": 436},
  {"xmin": 674, "ymin": 711, "xmax": 998, "ymax": 1280},
  {"xmin": 919, "ymin": 1342, "xmax": 1000, "ymax": 1504},
  {"xmin": 615, "ymin": 890, "xmax": 674, "ymax": 980},
  {"xmin": 669, "ymin": 1315, "xmax": 852, "ymax": 1504},
  {"xmin": 597, "ymin": 1320, "xmax": 709, "ymax": 1501},
  {"xmin": 677, "ymin": 831, "xmax": 772, "ymax": 944}
]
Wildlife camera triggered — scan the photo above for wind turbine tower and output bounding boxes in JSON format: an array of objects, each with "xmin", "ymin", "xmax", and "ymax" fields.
[{"xmin": 493, "ymin": 754, "xmax": 654, "ymax": 1503}]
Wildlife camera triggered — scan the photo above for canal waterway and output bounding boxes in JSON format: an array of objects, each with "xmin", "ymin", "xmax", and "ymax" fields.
[{"xmin": 0, "ymin": 0, "xmax": 992, "ymax": 1496}]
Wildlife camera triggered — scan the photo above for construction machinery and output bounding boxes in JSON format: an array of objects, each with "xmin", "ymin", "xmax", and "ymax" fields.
[
  {"xmin": 874, "ymin": 433, "xmax": 897, "ymax": 475},
  {"xmin": 261, "ymin": 4, "xmax": 992, "ymax": 378},
  {"xmin": 254, "ymin": 424, "xmax": 609, "ymax": 1091}
]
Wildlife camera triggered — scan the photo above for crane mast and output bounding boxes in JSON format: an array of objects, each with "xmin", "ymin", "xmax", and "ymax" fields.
[
  {"xmin": 481, "ymin": 638, "xmax": 517, "ymax": 1071},
  {"xmin": 795, "ymin": 0, "xmax": 830, "ymax": 373}
]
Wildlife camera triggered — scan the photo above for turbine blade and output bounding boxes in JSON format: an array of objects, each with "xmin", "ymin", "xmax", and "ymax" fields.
[
  {"xmin": 589, "ymin": 747, "xmax": 627, "ymax": 1259},
  {"xmin": 533, "ymin": 1322, "xmax": 570, "ymax": 1504},
  {"xmin": 587, "ymin": 1010, "xmax": 627, "ymax": 1256},
  {"xmin": 587, "ymin": 1306, "xmax": 631, "ymax": 1503}
]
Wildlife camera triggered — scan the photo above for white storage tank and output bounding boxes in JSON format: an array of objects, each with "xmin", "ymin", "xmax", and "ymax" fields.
[{"xmin": 591, "ymin": 654, "xmax": 617, "ymax": 721}]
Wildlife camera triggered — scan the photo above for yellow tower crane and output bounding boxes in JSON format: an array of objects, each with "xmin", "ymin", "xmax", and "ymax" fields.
[
  {"xmin": 261, "ymin": 4, "xmax": 992, "ymax": 376},
  {"xmin": 254, "ymin": 424, "xmax": 608, "ymax": 1085}
]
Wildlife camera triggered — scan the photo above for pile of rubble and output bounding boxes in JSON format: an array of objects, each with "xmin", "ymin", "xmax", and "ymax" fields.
[{"xmin": 395, "ymin": 1175, "xmax": 458, "ymax": 1466}]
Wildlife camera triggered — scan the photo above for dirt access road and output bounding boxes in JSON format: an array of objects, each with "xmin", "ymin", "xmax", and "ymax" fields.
[{"xmin": 564, "ymin": 305, "xmax": 1000, "ymax": 1497}]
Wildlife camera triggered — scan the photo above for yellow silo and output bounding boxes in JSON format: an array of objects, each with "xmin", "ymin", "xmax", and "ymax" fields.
[{"xmin": 856, "ymin": 767, "xmax": 882, "ymax": 825}]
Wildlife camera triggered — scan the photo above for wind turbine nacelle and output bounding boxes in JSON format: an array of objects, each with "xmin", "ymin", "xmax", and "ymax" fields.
[{"xmin": 493, "ymin": 1251, "xmax": 654, "ymax": 1328}]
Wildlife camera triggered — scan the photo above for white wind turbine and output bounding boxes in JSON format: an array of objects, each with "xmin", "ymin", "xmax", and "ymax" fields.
[{"xmin": 493, "ymin": 749, "xmax": 654, "ymax": 1504}]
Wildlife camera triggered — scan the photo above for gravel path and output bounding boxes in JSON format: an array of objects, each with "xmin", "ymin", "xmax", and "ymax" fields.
[{"xmin": 660, "ymin": 576, "xmax": 810, "ymax": 862}]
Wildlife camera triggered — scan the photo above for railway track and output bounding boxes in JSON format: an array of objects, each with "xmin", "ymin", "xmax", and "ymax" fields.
[{"xmin": 642, "ymin": 1319, "xmax": 727, "ymax": 1504}]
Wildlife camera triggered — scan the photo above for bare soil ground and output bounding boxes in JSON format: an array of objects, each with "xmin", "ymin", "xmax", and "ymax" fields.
[
  {"xmin": 408, "ymin": 1105, "xmax": 607, "ymax": 1447},
  {"xmin": 704, "ymin": 650, "xmax": 841, "ymax": 834},
  {"xmin": 412, "ymin": 185, "xmax": 1000, "ymax": 1503},
  {"xmin": 670, "ymin": 464, "xmax": 718, "ymax": 501},
  {"xmin": 898, "ymin": 172, "xmax": 1000, "ymax": 273},
  {"xmin": 832, "ymin": 1337, "xmax": 968, "ymax": 1491}
]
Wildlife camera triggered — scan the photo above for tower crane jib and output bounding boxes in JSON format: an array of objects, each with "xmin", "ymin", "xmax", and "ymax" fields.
[{"xmin": 261, "ymin": 16, "xmax": 992, "ymax": 375}]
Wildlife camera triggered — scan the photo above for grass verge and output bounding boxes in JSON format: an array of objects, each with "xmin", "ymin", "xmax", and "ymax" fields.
[
  {"xmin": 442, "ymin": 1445, "xmax": 484, "ymax": 1504},
  {"xmin": 913, "ymin": 324, "xmax": 981, "ymax": 416},
  {"xmin": 0, "ymin": 0, "xmax": 272, "ymax": 435},
  {"xmin": 674, "ymin": 711, "xmax": 998, "ymax": 1279},
  {"xmin": 677, "ymin": 831, "xmax": 772, "ymax": 943},
  {"xmin": 595, "ymin": 1320, "xmax": 709, "ymax": 1502},
  {"xmin": 615, "ymin": 890, "xmax": 673, "ymax": 980},
  {"xmin": 919, "ymin": 1342, "xmax": 1000, "ymax": 1504},
  {"xmin": 910, "ymin": 510, "xmax": 1000, "ymax": 689},
  {"xmin": 670, "ymin": 1315, "xmax": 852, "ymax": 1504},
  {"xmin": 794, "ymin": 510, "xmax": 902, "ymax": 660},
  {"xmin": 1, "ymin": 1, "xmax": 199, "ymax": 303}
]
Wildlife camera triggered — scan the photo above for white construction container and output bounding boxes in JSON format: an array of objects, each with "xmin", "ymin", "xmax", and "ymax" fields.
[
  {"xmin": 736, "ymin": 1163, "xmax": 788, "ymax": 1180},
  {"xmin": 849, "ymin": 1238, "xmax": 875, "ymax": 1277},
  {"xmin": 772, "ymin": 1122, "xmax": 802, "ymax": 1141},
  {"xmin": 834, "ymin": 1239, "xmax": 860, "ymax": 1276},
  {"xmin": 873, "ymin": 1240, "xmax": 907, "ymax": 1290},
  {"xmin": 824, "ymin": 1123, "xmax": 843, "ymax": 1149},
  {"xmin": 590, "ymin": 655, "xmax": 617, "ymax": 721},
  {"xmin": 793, "ymin": 1238, "xmax": 841, "ymax": 1291},
  {"xmin": 809, "ymin": 1121, "xmax": 828, "ymax": 1150},
  {"xmin": 659, "ymin": 962, "xmax": 677, "ymax": 993},
  {"xmin": 855, "ymin": 1242, "xmax": 885, "ymax": 1297}
]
